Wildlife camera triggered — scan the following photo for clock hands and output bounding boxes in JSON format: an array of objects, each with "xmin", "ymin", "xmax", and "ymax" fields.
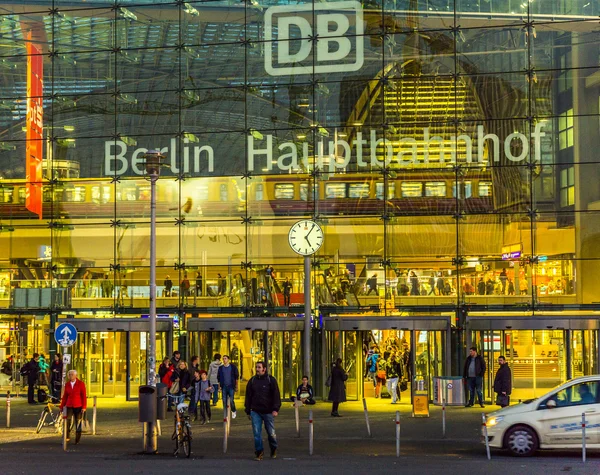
[{"xmin": 304, "ymin": 223, "xmax": 315, "ymax": 247}]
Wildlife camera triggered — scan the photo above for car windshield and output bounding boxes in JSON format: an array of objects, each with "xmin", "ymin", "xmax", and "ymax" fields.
[{"xmin": 539, "ymin": 380, "xmax": 599, "ymax": 409}]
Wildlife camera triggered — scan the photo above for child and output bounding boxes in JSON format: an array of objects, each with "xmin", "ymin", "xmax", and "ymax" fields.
[{"xmin": 192, "ymin": 369, "xmax": 214, "ymax": 424}]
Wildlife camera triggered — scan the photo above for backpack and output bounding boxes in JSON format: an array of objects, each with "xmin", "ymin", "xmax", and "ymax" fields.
[{"xmin": 19, "ymin": 363, "xmax": 31, "ymax": 377}]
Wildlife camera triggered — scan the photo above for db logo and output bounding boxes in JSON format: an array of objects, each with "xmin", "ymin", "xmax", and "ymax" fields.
[{"xmin": 264, "ymin": 1, "xmax": 364, "ymax": 76}]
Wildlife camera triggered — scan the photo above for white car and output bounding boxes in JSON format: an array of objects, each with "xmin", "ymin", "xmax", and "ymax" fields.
[{"xmin": 483, "ymin": 375, "xmax": 600, "ymax": 456}]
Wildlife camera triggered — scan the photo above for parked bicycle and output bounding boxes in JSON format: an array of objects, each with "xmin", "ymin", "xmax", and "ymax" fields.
[
  {"xmin": 35, "ymin": 396, "xmax": 63, "ymax": 435},
  {"xmin": 172, "ymin": 402, "xmax": 192, "ymax": 457}
]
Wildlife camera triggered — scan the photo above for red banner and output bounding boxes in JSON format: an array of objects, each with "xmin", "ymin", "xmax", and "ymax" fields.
[{"xmin": 26, "ymin": 41, "xmax": 43, "ymax": 219}]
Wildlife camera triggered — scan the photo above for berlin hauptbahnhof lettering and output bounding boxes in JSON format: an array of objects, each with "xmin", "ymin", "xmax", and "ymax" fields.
[{"xmin": 104, "ymin": 123, "xmax": 546, "ymax": 176}]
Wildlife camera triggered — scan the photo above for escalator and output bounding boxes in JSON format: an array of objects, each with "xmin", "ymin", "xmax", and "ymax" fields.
[
  {"xmin": 315, "ymin": 273, "xmax": 335, "ymax": 305},
  {"xmin": 256, "ymin": 271, "xmax": 279, "ymax": 306},
  {"xmin": 230, "ymin": 273, "xmax": 247, "ymax": 307}
]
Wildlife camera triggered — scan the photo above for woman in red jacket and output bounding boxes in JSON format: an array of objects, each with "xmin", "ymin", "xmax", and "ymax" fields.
[{"xmin": 60, "ymin": 369, "xmax": 87, "ymax": 443}]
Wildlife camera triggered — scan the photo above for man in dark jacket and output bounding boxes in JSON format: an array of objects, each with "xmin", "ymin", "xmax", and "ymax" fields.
[
  {"xmin": 244, "ymin": 361, "xmax": 281, "ymax": 461},
  {"xmin": 463, "ymin": 346, "xmax": 486, "ymax": 408},
  {"xmin": 218, "ymin": 355, "xmax": 240, "ymax": 419},
  {"xmin": 493, "ymin": 355, "xmax": 512, "ymax": 407},
  {"xmin": 21, "ymin": 353, "xmax": 40, "ymax": 404}
]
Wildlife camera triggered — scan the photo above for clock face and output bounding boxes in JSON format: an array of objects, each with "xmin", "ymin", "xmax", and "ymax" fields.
[{"xmin": 288, "ymin": 220, "xmax": 324, "ymax": 256}]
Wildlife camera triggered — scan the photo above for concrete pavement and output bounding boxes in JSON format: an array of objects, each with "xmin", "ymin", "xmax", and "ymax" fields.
[{"xmin": 0, "ymin": 395, "xmax": 598, "ymax": 474}]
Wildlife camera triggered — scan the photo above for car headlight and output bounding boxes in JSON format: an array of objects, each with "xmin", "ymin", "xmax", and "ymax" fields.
[{"xmin": 486, "ymin": 416, "xmax": 504, "ymax": 427}]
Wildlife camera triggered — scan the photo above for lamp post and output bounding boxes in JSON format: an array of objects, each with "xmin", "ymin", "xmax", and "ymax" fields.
[{"xmin": 142, "ymin": 149, "xmax": 164, "ymax": 453}]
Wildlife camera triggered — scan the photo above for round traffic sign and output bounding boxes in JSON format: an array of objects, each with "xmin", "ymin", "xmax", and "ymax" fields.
[{"xmin": 55, "ymin": 322, "xmax": 78, "ymax": 347}]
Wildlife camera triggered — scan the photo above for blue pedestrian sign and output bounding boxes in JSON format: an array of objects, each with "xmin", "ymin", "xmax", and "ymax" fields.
[{"xmin": 55, "ymin": 322, "xmax": 78, "ymax": 347}]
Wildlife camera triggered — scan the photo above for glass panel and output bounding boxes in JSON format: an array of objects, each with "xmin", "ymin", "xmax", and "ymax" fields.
[
  {"xmin": 400, "ymin": 182, "xmax": 423, "ymax": 198},
  {"xmin": 325, "ymin": 183, "xmax": 346, "ymax": 199}
]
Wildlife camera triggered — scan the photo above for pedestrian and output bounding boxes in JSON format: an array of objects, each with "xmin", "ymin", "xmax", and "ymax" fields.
[
  {"xmin": 59, "ymin": 369, "xmax": 87, "ymax": 444},
  {"xmin": 493, "ymin": 355, "xmax": 512, "ymax": 407},
  {"xmin": 208, "ymin": 353, "xmax": 222, "ymax": 406},
  {"xmin": 158, "ymin": 357, "xmax": 171, "ymax": 381},
  {"xmin": 291, "ymin": 375, "xmax": 316, "ymax": 405},
  {"xmin": 257, "ymin": 282, "xmax": 268, "ymax": 305},
  {"xmin": 328, "ymin": 357, "xmax": 347, "ymax": 417},
  {"xmin": 463, "ymin": 346, "xmax": 486, "ymax": 408},
  {"xmin": 195, "ymin": 272, "xmax": 202, "ymax": 297},
  {"xmin": 218, "ymin": 354, "xmax": 239, "ymax": 419},
  {"xmin": 366, "ymin": 274, "xmax": 377, "ymax": 295},
  {"xmin": 365, "ymin": 349, "xmax": 380, "ymax": 391},
  {"xmin": 163, "ymin": 275, "xmax": 173, "ymax": 296},
  {"xmin": 50, "ymin": 353, "xmax": 63, "ymax": 400},
  {"xmin": 191, "ymin": 369, "xmax": 213, "ymax": 423},
  {"xmin": 499, "ymin": 269, "xmax": 508, "ymax": 294},
  {"xmin": 244, "ymin": 361, "xmax": 281, "ymax": 461},
  {"xmin": 180, "ymin": 272, "xmax": 191, "ymax": 303},
  {"xmin": 20, "ymin": 353, "xmax": 40, "ymax": 404},
  {"xmin": 170, "ymin": 361, "xmax": 191, "ymax": 407},
  {"xmin": 187, "ymin": 355, "xmax": 200, "ymax": 410},
  {"xmin": 477, "ymin": 277, "xmax": 485, "ymax": 295},
  {"xmin": 282, "ymin": 277, "xmax": 292, "ymax": 307},
  {"xmin": 160, "ymin": 359, "xmax": 175, "ymax": 410},
  {"xmin": 385, "ymin": 354, "xmax": 402, "ymax": 404},
  {"xmin": 170, "ymin": 350, "xmax": 181, "ymax": 367},
  {"xmin": 37, "ymin": 353, "xmax": 49, "ymax": 389}
]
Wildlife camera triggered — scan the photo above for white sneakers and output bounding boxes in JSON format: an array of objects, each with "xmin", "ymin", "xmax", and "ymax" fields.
[{"xmin": 232, "ymin": 411, "xmax": 237, "ymax": 419}]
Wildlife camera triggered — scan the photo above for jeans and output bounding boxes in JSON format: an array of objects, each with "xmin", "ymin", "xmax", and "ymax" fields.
[
  {"xmin": 386, "ymin": 377, "xmax": 399, "ymax": 403},
  {"xmin": 199, "ymin": 400, "xmax": 211, "ymax": 422},
  {"xmin": 368, "ymin": 371, "xmax": 376, "ymax": 387},
  {"xmin": 66, "ymin": 406, "xmax": 84, "ymax": 441},
  {"xmin": 222, "ymin": 386, "xmax": 236, "ymax": 413},
  {"xmin": 467, "ymin": 376, "xmax": 483, "ymax": 405},
  {"xmin": 169, "ymin": 394, "xmax": 184, "ymax": 409},
  {"xmin": 211, "ymin": 384, "xmax": 219, "ymax": 405},
  {"xmin": 251, "ymin": 411, "xmax": 277, "ymax": 453}
]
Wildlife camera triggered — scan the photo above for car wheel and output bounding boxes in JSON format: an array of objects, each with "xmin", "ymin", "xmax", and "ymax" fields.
[{"xmin": 505, "ymin": 425, "xmax": 539, "ymax": 457}]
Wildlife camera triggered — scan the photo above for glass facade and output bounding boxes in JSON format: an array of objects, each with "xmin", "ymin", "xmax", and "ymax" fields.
[{"xmin": 0, "ymin": 1, "xmax": 599, "ymax": 399}]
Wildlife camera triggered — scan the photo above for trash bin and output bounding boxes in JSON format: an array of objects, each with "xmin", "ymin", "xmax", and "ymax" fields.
[
  {"xmin": 138, "ymin": 385, "xmax": 157, "ymax": 423},
  {"xmin": 433, "ymin": 376, "xmax": 465, "ymax": 406},
  {"xmin": 156, "ymin": 383, "xmax": 168, "ymax": 421}
]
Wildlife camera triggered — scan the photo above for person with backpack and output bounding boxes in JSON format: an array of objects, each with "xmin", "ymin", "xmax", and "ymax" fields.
[
  {"xmin": 207, "ymin": 353, "xmax": 222, "ymax": 406},
  {"xmin": 38, "ymin": 354, "xmax": 49, "ymax": 389},
  {"xmin": 365, "ymin": 349, "xmax": 380, "ymax": 391},
  {"xmin": 385, "ymin": 354, "xmax": 403, "ymax": 404},
  {"xmin": 21, "ymin": 353, "xmax": 40, "ymax": 404}
]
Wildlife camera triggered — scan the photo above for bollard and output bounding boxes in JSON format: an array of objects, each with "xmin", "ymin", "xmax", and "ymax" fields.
[
  {"xmin": 223, "ymin": 410, "xmax": 229, "ymax": 454},
  {"xmin": 308, "ymin": 410, "xmax": 314, "ymax": 456},
  {"xmin": 395, "ymin": 411, "xmax": 400, "ymax": 457},
  {"xmin": 92, "ymin": 396, "xmax": 97, "ymax": 435},
  {"xmin": 294, "ymin": 400, "xmax": 300, "ymax": 438},
  {"xmin": 362, "ymin": 398, "xmax": 371, "ymax": 438},
  {"xmin": 482, "ymin": 413, "xmax": 491, "ymax": 460},
  {"xmin": 156, "ymin": 419, "xmax": 162, "ymax": 436},
  {"xmin": 62, "ymin": 407, "xmax": 68, "ymax": 451},
  {"xmin": 227, "ymin": 404, "xmax": 231, "ymax": 436},
  {"xmin": 442, "ymin": 398, "xmax": 446, "ymax": 438},
  {"xmin": 6, "ymin": 391, "xmax": 10, "ymax": 429},
  {"xmin": 581, "ymin": 412, "xmax": 586, "ymax": 463}
]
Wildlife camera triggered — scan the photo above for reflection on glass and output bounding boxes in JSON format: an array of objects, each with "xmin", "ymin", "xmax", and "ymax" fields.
[
  {"xmin": 325, "ymin": 183, "xmax": 346, "ymax": 198},
  {"xmin": 401, "ymin": 182, "xmax": 423, "ymax": 197},
  {"xmin": 425, "ymin": 182, "xmax": 446, "ymax": 197},
  {"xmin": 348, "ymin": 183, "xmax": 369, "ymax": 198},
  {"xmin": 376, "ymin": 182, "xmax": 395, "ymax": 200},
  {"xmin": 275, "ymin": 183, "xmax": 294, "ymax": 199}
]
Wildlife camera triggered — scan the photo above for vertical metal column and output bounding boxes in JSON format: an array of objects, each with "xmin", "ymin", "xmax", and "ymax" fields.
[
  {"xmin": 565, "ymin": 329, "xmax": 572, "ymax": 381},
  {"xmin": 304, "ymin": 255, "xmax": 312, "ymax": 380}
]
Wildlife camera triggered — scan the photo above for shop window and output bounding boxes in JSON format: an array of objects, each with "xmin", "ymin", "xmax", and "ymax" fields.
[
  {"xmin": 425, "ymin": 182, "xmax": 447, "ymax": 197},
  {"xmin": 0, "ymin": 187, "xmax": 13, "ymax": 203},
  {"xmin": 196, "ymin": 184, "xmax": 208, "ymax": 201},
  {"xmin": 348, "ymin": 183, "xmax": 370, "ymax": 198},
  {"xmin": 64, "ymin": 186, "xmax": 86, "ymax": 202},
  {"xmin": 325, "ymin": 183, "xmax": 346, "ymax": 199},
  {"xmin": 558, "ymin": 52, "xmax": 572, "ymax": 93},
  {"xmin": 452, "ymin": 181, "xmax": 472, "ymax": 199},
  {"xmin": 91, "ymin": 186, "xmax": 111, "ymax": 204},
  {"xmin": 558, "ymin": 109, "xmax": 574, "ymax": 150},
  {"xmin": 219, "ymin": 184, "xmax": 228, "ymax": 201},
  {"xmin": 117, "ymin": 185, "xmax": 138, "ymax": 201},
  {"xmin": 375, "ymin": 182, "xmax": 395, "ymax": 200},
  {"xmin": 255, "ymin": 183, "xmax": 264, "ymax": 201},
  {"xmin": 275, "ymin": 183, "xmax": 294, "ymax": 200},
  {"xmin": 560, "ymin": 166, "xmax": 575, "ymax": 207},
  {"xmin": 478, "ymin": 181, "xmax": 492, "ymax": 197},
  {"xmin": 400, "ymin": 182, "xmax": 423, "ymax": 197}
]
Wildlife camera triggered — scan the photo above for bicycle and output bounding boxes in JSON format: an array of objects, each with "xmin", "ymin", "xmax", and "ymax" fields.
[
  {"xmin": 35, "ymin": 396, "xmax": 63, "ymax": 435},
  {"xmin": 172, "ymin": 402, "xmax": 192, "ymax": 457}
]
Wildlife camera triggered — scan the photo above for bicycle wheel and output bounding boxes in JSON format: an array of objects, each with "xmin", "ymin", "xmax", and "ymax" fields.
[
  {"xmin": 172, "ymin": 421, "xmax": 180, "ymax": 455},
  {"xmin": 182, "ymin": 424, "xmax": 191, "ymax": 458},
  {"xmin": 55, "ymin": 414, "xmax": 63, "ymax": 435},
  {"xmin": 36, "ymin": 409, "xmax": 48, "ymax": 434}
]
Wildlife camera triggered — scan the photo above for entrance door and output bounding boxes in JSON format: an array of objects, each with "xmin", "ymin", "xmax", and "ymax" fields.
[
  {"xmin": 268, "ymin": 331, "xmax": 302, "ymax": 401},
  {"xmin": 325, "ymin": 330, "xmax": 361, "ymax": 400},
  {"xmin": 570, "ymin": 330, "xmax": 599, "ymax": 379}
]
